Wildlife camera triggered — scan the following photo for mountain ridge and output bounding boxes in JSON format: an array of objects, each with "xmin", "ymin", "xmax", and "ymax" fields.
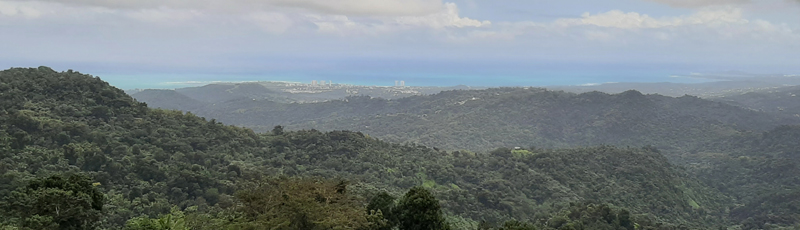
[
  {"xmin": 133, "ymin": 85, "xmax": 800, "ymax": 160},
  {"xmin": 0, "ymin": 67, "xmax": 743, "ymax": 229}
]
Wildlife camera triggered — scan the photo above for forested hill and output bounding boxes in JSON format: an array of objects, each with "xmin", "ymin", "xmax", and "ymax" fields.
[
  {"xmin": 686, "ymin": 125, "xmax": 800, "ymax": 229},
  {"xmin": 129, "ymin": 81, "xmax": 476, "ymax": 106},
  {"xmin": 133, "ymin": 85, "xmax": 800, "ymax": 157},
  {"xmin": 0, "ymin": 67, "xmax": 742, "ymax": 229},
  {"xmin": 128, "ymin": 89, "xmax": 206, "ymax": 111},
  {"xmin": 711, "ymin": 85, "xmax": 800, "ymax": 116}
]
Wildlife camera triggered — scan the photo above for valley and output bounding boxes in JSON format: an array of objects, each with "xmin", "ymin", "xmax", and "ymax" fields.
[{"xmin": 1, "ymin": 67, "xmax": 799, "ymax": 229}]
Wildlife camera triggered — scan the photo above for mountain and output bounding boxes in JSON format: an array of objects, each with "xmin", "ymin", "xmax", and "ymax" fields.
[
  {"xmin": 684, "ymin": 125, "xmax": 800, "ymax": 229},
  {"xmin": 551, "ymin": 81, "xmax": 784, "ymax": 98},
  {"xmin": 0, "ymin": 67, "xmax": 746, "ymax": 229},
  {"xmin": 710, "ymin": 85, "xmax": 800, "ymax": 116},
  {"xmin": 133, "ymin": 86, "xmax": 800, "ymax": 161},
  {"xmin": 129, "ymin": 89, "xmax": 205, "ymax": 110},
  {"xmin": 174, "ymin": 83, "xmax": 296, "ymax": 103},
  {"xmin": 0, "ymin": 67, "xmax": 267, "ymax": 228},
  {"xmin": 129, "ymin": 82, "xmax": 479, "ymax": 106},
  {"xmin": 9, "ymin": 67, "xmax": 800, "ymax": 229},
  {"xmin": 552, "ymin": 74, "xmax": 800, "ymax": 97}
]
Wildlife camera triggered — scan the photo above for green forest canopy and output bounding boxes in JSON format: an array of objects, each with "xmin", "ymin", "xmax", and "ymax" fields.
[
  {"xmin": 131, "ymin": 81, "xmax": 800, "ymax": 163},
  {"xmin": 1, "ymin": 67, "xmax": 799, "ymax": 229}
]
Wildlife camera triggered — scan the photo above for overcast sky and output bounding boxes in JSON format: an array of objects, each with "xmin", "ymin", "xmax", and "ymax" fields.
[{"xmin": 2, "ymin": 0, "xmax": 799, "ymax": 87}]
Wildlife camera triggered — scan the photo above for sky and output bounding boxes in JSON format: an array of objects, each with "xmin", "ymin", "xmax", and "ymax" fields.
[{"xmin": 1, "ymin": 0, "xmax": 799, "ymax": 88}]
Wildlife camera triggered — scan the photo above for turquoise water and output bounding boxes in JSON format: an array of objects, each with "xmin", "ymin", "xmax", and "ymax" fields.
[
  {"xmin": 99, "ymin": 70, "xmax": 711, "ymax": 90},
  {"xmin": 25, "ymin": 58, "xmax": 720, "ymax": 89},
  {"xmin": 11, "ymin": 57, "xmax": 791, "ymax": 90},
  {"xmin": 81, "ymin": 59, "xmax": 716, "ymax": 89}
]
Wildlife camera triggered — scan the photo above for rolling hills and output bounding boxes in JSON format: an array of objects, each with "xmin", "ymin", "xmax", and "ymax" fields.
[
  {"xmin": 0, "ymin": 67, "xmax": 743, "ymax": 229},
  {"xmin": 132, "ymin": 85, "xmax": 800, "ymax": 162},
  {"xmin": 4, "ymin": 67, "xmax": 800, "ymax": 229},
  {"xmin": 711, "ymin": 85, "xmax": 800, "ymax": 116}
]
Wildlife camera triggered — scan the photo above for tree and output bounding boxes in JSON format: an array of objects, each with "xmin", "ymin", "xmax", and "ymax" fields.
[
  {"xmin": 498, "ymin": 220, "xmax": 536, "ymax": 230},
  {"xmin": 272, "ymin": 125, "xmax": 285, "ymax": 135},
  {"xmin": 617, "ymin": 209, "xmax": 634, "ymax": 230},
  {"xmin": 124, "ymin": 207, "xmax": 186, "ymax": 230},
  {"xmin": 8, "ymin": 174, "xmax": 104, "ymax": 230},
  {"xmin": 366, "ymin": 192, "xmax": 397, "ymax": 230},
  {"xmin": 233, "ymin": 178, "xmax": 368, "ymax": 230},
  {"xmin": 396, "ymin": 186, "xmax": 450, "ymax": 230}
]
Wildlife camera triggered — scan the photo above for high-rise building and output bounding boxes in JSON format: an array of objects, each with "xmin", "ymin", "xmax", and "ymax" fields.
[
  {"xmin": 400, "ymin": 81, "xmax": 405, "ymax": 87},
  {"xmin": 395, "ymin": 80, "xmax": 399, "ymax": 86},
  {"xmin": 311, "ymin": 80, "xmax": 317, "ymax": 86}
]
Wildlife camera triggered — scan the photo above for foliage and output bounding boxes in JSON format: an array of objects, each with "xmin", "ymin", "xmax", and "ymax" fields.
[
  {"xmin": 494, "ymin": 220, "xmax": 537, "ymax": 230},
  {"xmin": 133, "ymin": 85, "xmax": 799, "ymax": 161},
  {"xmin": 711, "ymin": 85, "xmax": 800, "ymax": 115},
  {"xmin": 5, "ymin": 173, "xmax": 104, "ymax": 230},
  {"xmin": 534, "ymin": 202, "xmax": 636, "ymax": 230},
  {"xmin": 365, "ymin": 192, "xmax": 397, "ymax": 230},
  {"xmin": 0, "ymin": 67, "xmax": 262, "ymax": 228},
  {"xmin": 686, "ymin": 125, "xmax": 800, "ymax": 228},
  {"xmin": 396, "ymin": 187, "xmax": 450, "ymax": 230},
  {"xmin": 124, "ymin": 207, "xmax": 187, "ymax": 230},
  {"xmin": 4, "ymin": 67, "xmax": 800, "ymax": 229},
  {"xmin": 231, "ymin": 178, "xmax": 368, "ymax": 230}
]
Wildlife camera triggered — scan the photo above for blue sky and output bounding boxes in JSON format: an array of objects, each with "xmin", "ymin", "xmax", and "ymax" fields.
[{"xmin": 1, "ymin": 0, "xmax": 799, "ymax": 88}]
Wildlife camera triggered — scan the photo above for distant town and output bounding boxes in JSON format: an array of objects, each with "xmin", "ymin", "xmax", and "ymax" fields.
[{"xmin": 277, "ymin": 80, "xmax": 432, "ymax": 97}]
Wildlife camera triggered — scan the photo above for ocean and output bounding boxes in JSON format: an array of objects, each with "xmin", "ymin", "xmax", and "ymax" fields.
[{"xmin": 98, "ymin": 69, "xmax": 711, "ymax": 90}]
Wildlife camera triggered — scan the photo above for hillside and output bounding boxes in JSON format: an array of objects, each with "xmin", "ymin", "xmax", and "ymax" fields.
[
  {"xmin": 550, "ymin": 74, "xmax": 800, "ymax": 97},
  {"xmin": 129, "ymin": 82, "xmax": 478, "ymax": 106},
  {"xmin": 711, "ymin": 85, "xmax": 800, "ymax": 116},
  {"xmin": 174, "ymin": 83, "xmax": 298, "ymax": 103},
  {"xmin": 0, "ymin": 67, "xmax": 745, "ymax": 229},
  {"xmin": 133, "ymin": 86, "xmax": 800, "ymax": 160},
  {"xmin": 130, "ymin": 89, "xmax": 206, "ymax": 110},
  {"xmin": 686, "ymin": 125, "xmax": 800, "ymax": 229}
]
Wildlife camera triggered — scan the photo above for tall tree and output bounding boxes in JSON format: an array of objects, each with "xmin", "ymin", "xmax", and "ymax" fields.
[
  {"xmin": 8, "ymin": 174, "xmax": 104, "ymax": 230},
  {"xmin": 366, "ymin": 192, "xmax": 397, "ymax": 230},
  {"xmin": 396, "ymin": 187, "xmax": 450, "ymax": 230}
]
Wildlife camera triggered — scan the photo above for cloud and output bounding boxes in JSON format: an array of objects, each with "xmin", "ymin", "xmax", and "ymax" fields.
[
  {"xmin": 476, "ymin": 7, "xmax": 798, "ymax": 56},
  {"xmin": 2, "ymin": 0, "xmax": 797, "ymax": 71},
  {"xmin": 1, "ymin": 0, "xmax": 488, "ymax": 35},
  {"xmin": 554, "ymin": 8, "xmax": 747, "ymax": 29},
  {"xmin": 309, "ymin": 14, "xmax": 371, "ymax": 35},
  {"xmin": 646, "ymin": 0, "xmax": 800, "ymax": 8},
  {"xmin": 244, "ymin": 12, "xmax": 295, "ymax": 34},
  {"xmin": 125, "ymin": 8, "xmax": 202, "ymax": 23},
  {"xmin": 645, "ymin": 0, "xmax": 751, "ymax": 8},
  {"xmin": 268, "ymin": 0, "xmax": 443, "ymax": 16},
  {"xmin": 395, "ymin": 3, "xmax": 490, "ymax": 28},
  {"xmin": 13, "ymin": 0, "xmax": 444, "ymax": 16},
  {"xmin": 0, "ymin": 1, "xmax": 43, "ymax": 18},
  {"xmin": 304, "ymin": 3, "xmax": 490, "ymax": 36},
  {"xmin": 545, "ymin": 8, "xmax": 798, "ymax": 43}
]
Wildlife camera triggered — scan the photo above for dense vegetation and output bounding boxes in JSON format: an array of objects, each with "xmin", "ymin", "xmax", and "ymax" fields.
[
  {"xmin": 132, "ymin": 85, "xmax": 800, "ymax": 162},
  {"xmin": 711, "ymin": 85, "xmax": 800, "ymax": 116},
  {"xmin": 130, "ymin": 82, "xmax": 471, "ymax": 107},
  {"xmin": 2, "ymin": 67, "xmax": 800, "ymax": 229},
  {"xmin": 685, "ymin": 125, "xmax": 800, "ymax": 229}
]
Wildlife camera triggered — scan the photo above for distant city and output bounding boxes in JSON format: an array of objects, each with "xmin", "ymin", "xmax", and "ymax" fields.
[
  {"xmin": 308, "ymin": 80, "xmax": 406, "ymax": 87},
  {"xmin": 262, "ymin": 80, "xmax": 425, "ymax": 100}
]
